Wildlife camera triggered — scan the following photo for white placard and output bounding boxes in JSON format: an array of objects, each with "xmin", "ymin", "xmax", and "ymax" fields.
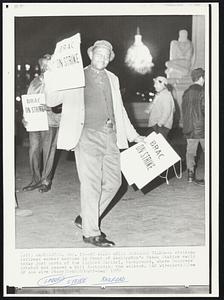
[
  {"xmin": 21, "ymin": 93, "xmax": 49, "ymax": 132},
  {"xmin": 121, "ymin": 132, "xmax": 181, "ymax": 189},
  {"xmin": 44, "ymin": 33, "xmax": 85, "ymax": 92}
]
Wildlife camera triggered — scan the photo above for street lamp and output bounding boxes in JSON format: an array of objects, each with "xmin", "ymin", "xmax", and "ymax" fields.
[{"xmin": 125, "ymin": 27, "xmax": 154, "ymax": 75}]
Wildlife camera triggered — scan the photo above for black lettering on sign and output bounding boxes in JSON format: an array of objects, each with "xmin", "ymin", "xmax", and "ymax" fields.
[
  {"xmin": 59, "ymin": 44, "xmax": 67, "ymax": 52},
  {"xmin": 74, "ymin": 53, "xmax": 80, "ymax": 63},
  {"xmin": 149, "ymin": 140, "xmax": 165, "ymax": 159},
  {"xmin": 59, "ymin": 41, "xmax": 76, "ymax": 53},
  {"xmin": 26, "ymin": 97, "xmax": 40, "ymax": 104},
  {"xmin": 31, "ymin": 106, "xmax": 45, "ymax": 113},
  {"xmin": 25, "ymin": 107, "xmax": 31, "ymax": 113},
  {"xmin": 26, "ymin": 98, "xmax": 33, "ymax": 104},
  {"xmin": 61, "ymin": 54, "xmax": 80, "ymax": 67},
  {"xmin": 62, "ymin": 55, "xmax": 73, "ymax": 67},
  {"xmin": 136, "ymin": 144, "xmax": 145, "ymax": 154},
  {"xmin": 136, "ymin": 144, "xmax": 156, "ymax": 170},
  {"xmin": 55, "ymin": 59, "xmax": 63, "ymax": 68}
]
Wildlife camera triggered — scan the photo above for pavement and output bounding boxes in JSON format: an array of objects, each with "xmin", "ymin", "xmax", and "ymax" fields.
[{"xmin": 15, "ymin": 129, "xmax": 205, "ymax": 249}]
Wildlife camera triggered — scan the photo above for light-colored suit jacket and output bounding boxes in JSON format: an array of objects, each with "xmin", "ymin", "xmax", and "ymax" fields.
[{"xmin": 45, "ymin": 69, "xmax": 139, "ymax": 150}]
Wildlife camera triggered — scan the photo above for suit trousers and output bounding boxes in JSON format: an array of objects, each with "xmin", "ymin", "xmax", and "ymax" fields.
[
  {"xmin": 186, "ymin": 138, "xmax": 205, "ymax": 171},
  {"xmin": 28, "ymin": 127, "xmax": 58, "ymax": 185},
  {"xmin": 75, "ymin": 126, "xmax": 122, "ymax": 238}
]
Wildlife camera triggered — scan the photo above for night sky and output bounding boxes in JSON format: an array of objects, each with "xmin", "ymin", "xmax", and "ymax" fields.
[{"xmin": 15, "ymin": 15, "xmax": 192, "ymax": 94}]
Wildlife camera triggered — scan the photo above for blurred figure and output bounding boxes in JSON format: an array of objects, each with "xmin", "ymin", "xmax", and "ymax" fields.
[
  {"xmin": 145, "ymin": 76, "xmax": 175, "ymax": 139},
  {"xmin": 22, "ymin": 54, "xmax": 61, "ymax": 193},
  {"xmin": 15, "ymin": 64, "xmax": 26, "ymax": 145},
  {"xmin": 33, "ymin": 64, "xmax": 40, "ymax": 78},
  {"xmin": 182, "ymin": 68, "xmax": 205, "ymax": 185},
  {"xmin": 24, "ymin": 63, "xmax": 32, "ymax": 91}
]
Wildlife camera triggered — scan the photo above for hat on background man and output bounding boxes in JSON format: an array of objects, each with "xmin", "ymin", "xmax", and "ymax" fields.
[
  {"xmin": 38, "ymin": 53, "xmax": 52, "ymax": 66},
  {"xmin": 153, "ymin": 76, "xmax": 168, "ymax": 86},
  {"xmin": 38, "ymin": 54, "xmax": 52, "ymax": 73},
  {"xmin": 87, "ymin": 40, "xmax": 115, "ymax": 62}
]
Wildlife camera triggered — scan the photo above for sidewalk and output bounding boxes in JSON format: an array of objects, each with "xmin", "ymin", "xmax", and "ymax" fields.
[{"xmin": 15, "ymin": 132, "xmax": 205, "ymax": 249}]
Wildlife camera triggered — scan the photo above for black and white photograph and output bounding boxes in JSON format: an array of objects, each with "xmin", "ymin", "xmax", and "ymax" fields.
[{"xmin": 3, "ymin": 2, "xmax": 219, "ymax": 297}]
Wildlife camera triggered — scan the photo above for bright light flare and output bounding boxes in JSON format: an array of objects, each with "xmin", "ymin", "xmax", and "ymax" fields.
[
  {"xmin": 125, "ymin": 28, "xmax": 154, "ymax": 75},
  {"xmin": 25, "ymin": 64, "xmax": 30, "ymax": 71}
]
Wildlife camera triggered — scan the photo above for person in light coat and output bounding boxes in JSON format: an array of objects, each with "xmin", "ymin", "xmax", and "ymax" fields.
[
  {"xmin": 145, "ymin": 76, "xmax": 175, "ymax": 139},
  {"xmin": 45, "ymin": 40, "xmax": 144, "ymax": 247}
]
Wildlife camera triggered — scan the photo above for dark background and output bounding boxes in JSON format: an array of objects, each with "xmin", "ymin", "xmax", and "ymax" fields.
[{"xmin": 15, "ymin": 15, "xmax": 192, "ymax": 95}]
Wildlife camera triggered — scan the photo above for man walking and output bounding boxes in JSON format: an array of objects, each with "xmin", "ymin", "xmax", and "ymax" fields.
[
  {"xmin": 182, "ymin": 68, "xmax": 205, "ymax": 185},
  {"xmin": 22, "ymin": 54, "xmax": 61, "ymax": 193},
  {"xmin": 46, "ymin": 40, "xmax": 144, "ymax": 247}
]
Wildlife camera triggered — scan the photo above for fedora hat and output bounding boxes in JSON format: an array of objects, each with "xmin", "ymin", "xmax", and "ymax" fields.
[{"xmin": 87, "ymin": 40, "xmax": 115, "ymax": 62}]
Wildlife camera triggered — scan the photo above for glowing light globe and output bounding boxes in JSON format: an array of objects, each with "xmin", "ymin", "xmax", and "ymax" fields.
[{"xmin": 125, "ymin": 27, "xmax": 154, "ymax": 75}]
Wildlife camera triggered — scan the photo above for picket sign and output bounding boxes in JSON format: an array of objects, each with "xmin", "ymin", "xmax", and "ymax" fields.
[
  {"xmin": 120, "ymin": 132, "xmax": 157, "ymax": 185},
  {"xmin": 120, "ymin": 132, "xmax": 181, "ymax": 189},
  {"xmin": 21, "ymin": 93, "xmax": 49, "ymax": 132},
  {"xmin": 44, "ymin": 33, "xmax": 85, "ymax": 92}
]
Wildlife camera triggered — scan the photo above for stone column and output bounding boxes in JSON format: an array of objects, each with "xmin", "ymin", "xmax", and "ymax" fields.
[{"xmin": 192, "ymin": 15, "xmax": 205, "ymax": 69}]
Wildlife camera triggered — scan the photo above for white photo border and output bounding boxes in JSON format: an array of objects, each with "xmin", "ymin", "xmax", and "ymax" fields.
[{"xmin": 3, "ymin": 2, "xmax": 219, "ymax": 297}]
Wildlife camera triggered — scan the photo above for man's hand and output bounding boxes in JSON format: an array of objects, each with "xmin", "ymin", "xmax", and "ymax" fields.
[
  {"xmin": 22, "ymin": 118, "xmax": 28, "ymax": 128},
  {"xmin": 133, "ymin": 135, "xmax": 146, "ymax": 143},
  {"xmin": 40, "ymin": 104, "xmax": 51, "ymax": 111}
]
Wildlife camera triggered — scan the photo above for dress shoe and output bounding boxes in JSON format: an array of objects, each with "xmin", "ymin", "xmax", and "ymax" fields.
[
  {"xmin": 193, "ymin": 179, "xmax": 205, "ymax": 186},
  {"xmin": 187, "ymin": 170, "xmax": 195, "ymax": 183},
  {"xmin": 39, "ymin": 184, "xmax": 51, "ymax": 193},
  {"xmin": 23, "ymin": 182, "xmax": 42, "ymax": 192},
  {"xmin": 74, "ymin": 215, "xmax": 106, "ymax": 237},
  {"xmin": 83, "ymin": 235, "xmax": 115, "ymax": 247}
]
